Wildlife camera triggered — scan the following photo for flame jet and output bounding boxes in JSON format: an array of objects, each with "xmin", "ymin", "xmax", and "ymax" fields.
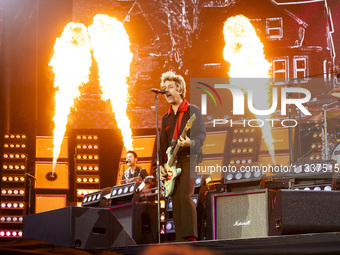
[
  {"xmin": 88, "ymin": 14, "xmax": 133, "ymax": 150},
  {"xmin": 223, "ymin": 15, "xmax": 276, "ymax": 165},
  {"xmin": 49, "ymin": 23, "xmax": 92, "ymax": 174}
]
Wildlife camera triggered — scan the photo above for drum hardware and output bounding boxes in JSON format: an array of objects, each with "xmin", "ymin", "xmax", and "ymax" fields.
[
  {"xmin": 321, "ymin": 100, "xmax": 340, "ymax": 160},
  {"xmin": 331, "ymin": 142, "xmax": 340, "ymax": 165}
]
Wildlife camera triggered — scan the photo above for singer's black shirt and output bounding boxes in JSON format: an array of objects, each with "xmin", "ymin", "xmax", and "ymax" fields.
[{"xmin": 159, "ymin": 99, "xmax": 206, "ymax": 165}]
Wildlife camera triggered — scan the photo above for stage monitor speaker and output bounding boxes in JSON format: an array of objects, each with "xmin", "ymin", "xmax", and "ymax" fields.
[
  {"xmin": 109, "ymin": 202, "xmax": 158, "ymax": 244},
  {"xmin": 23, "ymin": 206, "xmax": 136, "ymax": 249},
  {"xmin": 207, "ymin": 189, "xmax": 269, "ymax": 240},
  {"xmin": 269, "ymin": 189, "xmax": 340, "ymax": 236}
]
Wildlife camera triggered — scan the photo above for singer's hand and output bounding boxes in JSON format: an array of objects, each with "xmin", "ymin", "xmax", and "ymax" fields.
[
  {"xmin": 178, "ymin": 135, "xmax": 191, "ymax": 147},
  {"xmin": 160, "ymin": 165, "xmax": 168, "ymax": 181}
]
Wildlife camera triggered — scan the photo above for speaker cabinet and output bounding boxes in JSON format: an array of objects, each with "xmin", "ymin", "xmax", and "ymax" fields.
[
  {"xmin": 109, "ymin": 202, "xmax": 158, "ymax": 244},
  {"xmin": 269, "ymin": 189, "xmax": 340, "ymax": 236},
  {"xmin": 35, "ymin": 194, "xmax": 67, "ymax": 214},
  {"xmin": 35, "ymin": 162, "xmax": 69, "ymax": 189},
  {"xmin": 23, "ymin": 206, "xmax": 136, "ymax": 249},
  {"xmin": 36, "ymin": 136, "xmax": 68, "ymax": 159},
  {"xmin": 206, "ymin": 189, "xmax": 269, "ymax": 240}
]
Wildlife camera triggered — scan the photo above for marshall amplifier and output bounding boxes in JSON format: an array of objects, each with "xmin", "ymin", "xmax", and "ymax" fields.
[{"xmin": 205, "ymin": 189, "xmax": 274, "ymax": 240}]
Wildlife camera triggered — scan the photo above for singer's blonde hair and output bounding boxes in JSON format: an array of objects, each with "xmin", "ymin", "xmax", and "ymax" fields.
[{"xmin": 160, "ymin": 71, "xmax": 186, "ymax": 99}]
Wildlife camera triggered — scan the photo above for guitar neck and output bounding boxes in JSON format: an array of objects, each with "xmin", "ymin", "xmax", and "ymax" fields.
[{"xmin": 168, "ymin": 128, "xmax": 188, "ymax": 167}]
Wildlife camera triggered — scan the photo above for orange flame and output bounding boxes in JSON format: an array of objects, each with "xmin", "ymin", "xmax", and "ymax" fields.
[
  {"xmin": 88, "ymin": 14, "xmax": 133, "ymax": 150},
  {"xmin": 223, "ymin": 15, "xmax": 276, "ymax": 164},
  {"xmin": 49, "ymin": 23, "xmax": 92, "ymax": 173}
]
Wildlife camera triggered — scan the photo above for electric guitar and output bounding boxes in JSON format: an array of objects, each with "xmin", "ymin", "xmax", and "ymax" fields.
[{"xmin": 161, "ymin": 114, "xmax": 196, "ymax": 197}]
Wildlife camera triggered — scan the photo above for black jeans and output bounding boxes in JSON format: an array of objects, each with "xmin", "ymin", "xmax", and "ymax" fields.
[{"xmin": 171, "ymin": 156, "xmax": 198, "ymax": 241}]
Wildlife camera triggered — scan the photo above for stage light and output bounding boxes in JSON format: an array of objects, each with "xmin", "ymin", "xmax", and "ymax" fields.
[
  {"xmin": 195, "ymin": 175, "xmax": 202, "ymax": 187},
  {"xmin": 109, "ymin": 182, "xmax": 139, "ymax": 205},
  {"xmin": 76, "ymin": 176, "xmax": 100, "ymax": 184},
  {"xmin": 160, "ymin": 200, "xmax": 165, "ymax": 209},
  {"xmin": 292, "ymin": 183, "xmax": 333, "ymax": 191},
  {"xmin": 77, "ymin": 189, "xmax": 99, "ymax": 196},
  {"xmin": 292, "ymin": 160, "xmax": 334, "ymax": 179},
  {"xmin": 0, "ymin": 230, "xmax": 22, "ymax": 238},
  {"xmin": 0, "ymin": 216, "xmax": 23, "ymax": 223},
  {"xmin": 165, "ymin": 219, "xmax": 175, "ymax": 234},
  {"xmin": 81, "ymin": 187, "xmax": 111, "ymax": 207},
  {"xmin": 224, "ymin": 165, "xmax": 262, "ymax": 184},
  {"xmin": 160, "ymin": 212, "xmax": 165, "ymax": 222}
]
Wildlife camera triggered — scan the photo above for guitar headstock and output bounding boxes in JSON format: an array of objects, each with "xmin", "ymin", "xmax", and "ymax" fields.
[{"xmin": 185, "ymin": 114, "xmax": 196, "ymax": 131}]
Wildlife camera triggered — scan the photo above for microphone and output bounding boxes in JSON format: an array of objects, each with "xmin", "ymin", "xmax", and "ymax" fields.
[
  {"xmin": 25, "ymin": 173, "xmax": 36, "ymax": 180},
  {"xmin": 150, "ymin": 88, "xmax": 166, "ymax": 94}
]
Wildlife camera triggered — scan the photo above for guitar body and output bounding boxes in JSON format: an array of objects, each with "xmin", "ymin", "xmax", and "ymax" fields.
[
  {"xmin": 161, "ymin": 147, "xmax": 182, "ymax": 198},
  {"xmin": 161, "ymin": 114, "xmax": 196, "ymax": 198}
]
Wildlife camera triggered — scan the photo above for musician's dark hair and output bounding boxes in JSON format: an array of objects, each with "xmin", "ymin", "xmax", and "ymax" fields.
[{"xmin": 126, "ymin": 150, "xmax": 137, "ymax": 159}]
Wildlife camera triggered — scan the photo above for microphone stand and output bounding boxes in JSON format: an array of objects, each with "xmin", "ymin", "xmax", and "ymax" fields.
[
  {"xmin": 28, "ymin": 178, "xmax": 32, "ymax": 215},
  {"xmin": 288, "ymin": 102, "xmax": 294, "ymax": 165},
  {"xmin": 25, "ymin": 173, "xmax": 36, "ymax": 215},
  {"xmin": 151, "ymin": 89, "xmax": 162, "ymax": 243},
  {"xmin": 321, "ymin": 100, "xmax": 339, "ymax": 160}
]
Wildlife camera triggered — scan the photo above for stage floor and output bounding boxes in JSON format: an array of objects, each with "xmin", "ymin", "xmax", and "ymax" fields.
[
  {"xmin": 0, "ymin": 232, "xmax": 340, "ymax": 255},
  {"xmin": 2, "ymin": 232, "xmax": 340, "ymax": 255}
]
